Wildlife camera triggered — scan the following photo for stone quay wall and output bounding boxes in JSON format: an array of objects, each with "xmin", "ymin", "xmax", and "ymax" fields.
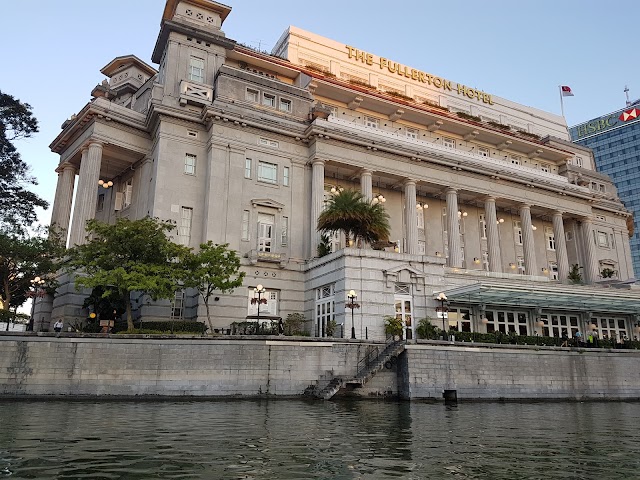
[{"xmin": 1, "ymin": 335, "xmax": 640, "ymax": 401}]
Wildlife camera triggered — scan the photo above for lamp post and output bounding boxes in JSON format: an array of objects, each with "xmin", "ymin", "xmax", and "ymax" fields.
[
  {"xmin": 436, "ymin": 292, "xmax": 448, "ymax": 338},
  {"xmin": 24, "ymin": 276, "xmax": 46, "ymax": 332},
  {"xmin": 252, "ymin": 284, "xmax": 266, "ymax": 334},
  {"xmin": 347, "ymin": 290, "xmax": 358, "ymax": 339}
]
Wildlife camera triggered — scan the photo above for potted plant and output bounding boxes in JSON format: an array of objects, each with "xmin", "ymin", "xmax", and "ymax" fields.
[{"xmin": 384, "ymin": 315, "xmax": 404, "ymax": 340}]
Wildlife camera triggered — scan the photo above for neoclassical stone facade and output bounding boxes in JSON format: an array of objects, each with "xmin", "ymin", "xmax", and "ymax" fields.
[{"xmin": 38, "ymin": 0, "xmax": 640, "ymax": 340}]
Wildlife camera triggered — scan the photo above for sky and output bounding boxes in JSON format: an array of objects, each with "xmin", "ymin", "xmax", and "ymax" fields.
[{"xmin": 2, "ymin": 0, "xmax": 640, "ymax": 227}]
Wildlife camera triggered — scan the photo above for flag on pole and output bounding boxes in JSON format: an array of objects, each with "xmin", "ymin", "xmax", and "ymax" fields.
[{"xmin": 561, "ymin": 86, "xmax": 574, "ymax": 97}]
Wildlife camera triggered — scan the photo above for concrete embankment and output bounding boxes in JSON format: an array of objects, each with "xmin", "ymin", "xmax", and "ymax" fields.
[{"xmin": 1, "ymin": 334, "xmax": 639, "ymax": 401}]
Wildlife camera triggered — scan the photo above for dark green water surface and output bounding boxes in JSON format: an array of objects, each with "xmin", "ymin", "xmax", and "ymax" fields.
[{"xmin": 1, "ymin": 399, "xmax": 639, "ymax": 479}]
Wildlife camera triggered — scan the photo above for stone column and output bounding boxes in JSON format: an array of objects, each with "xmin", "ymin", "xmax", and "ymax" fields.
[
  {"xmin": 360, "ymin": 169, "xmax": 372, "ymax": 202},
  {"xmin": 69, "ymin": 142, "xmax": 102, "ymax": 246},
  {"xmin": 581, "ymin": 217, "xmax": 600, "ymax": 284},
  {"xmin": 484, "ymin": 196, "xmax": 502, "ymax": 272},
  {"xmin": 446, "ymin": 187, "xmax": 462, "ymax": 267},
  {"xmin": 552, "ymin": 211, "xmax": 570, "ymax": 283},
  {"xmin": 310, "ymin": 159, "xmax": 325, "ymax": 257},
  {"xmin": 404, "ymin": 179, "xmax": 418, "ymax": 255},
  {"xmin": 50, "ymin": 162, "xmax": 76, "ymax": 244},
  {"xmin": 519, "ymin": 204, "xmax": 537, "ymax": 275}
]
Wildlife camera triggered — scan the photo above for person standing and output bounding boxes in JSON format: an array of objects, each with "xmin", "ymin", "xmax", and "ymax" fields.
[{"xmin": 53, "ymin": 319, "xmax": 63, "ymax": 333}]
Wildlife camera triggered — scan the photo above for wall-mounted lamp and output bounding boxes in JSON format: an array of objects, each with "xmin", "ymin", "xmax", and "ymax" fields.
[
  {"xmin": 509, "ymin": 263, "xmax": 517, "ymax": 269},
  {"xmin": 481, "ymin": 317, "xmax": 489, "ymax": 325},
  {"xmin": 496, "ymin": 218, "xmax": 505, "ymax": 225},
  {"xmin": 416, "ymin": 202, "xmax": 428, "ymax": 210},
  {"xmin": 435, "ymin": 251, "xmax": 442, "ymax": 257},
  {"xmin": 372, "ymin": 193, "xmax": 386, "ymax": 204},
  {"xmin": 532, "ymin": 225, "xmax": 537, "ymax": 231},
  {"xmin": 457, "ymin": 210, "xmax": 468, "ymax": 218},
  {"xmin": 330, "ymin": 185, "xmax": 344, "ymax": 194},
  {"xmin": 473, "ymin": 257, "xmax": 481, "ymax": 265},
  {"xmin": 541, "ymin": 267, "xmax": 549, "ymax": 274}
]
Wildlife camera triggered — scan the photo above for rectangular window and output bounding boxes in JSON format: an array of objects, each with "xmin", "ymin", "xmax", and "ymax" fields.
[
  {"xmin": 248, "ymin": 288, "xmax": 279, "ymax": 317},
  {"xmin": 443, "ymin": 137, "xmax": 456, "ymax": 149},
  {"xmin": 477, "ymin": 146, "xmax": 489, "ymax": 157},
  {"xmin": 315, "ymin": 284, "xmax": 335, "ymax": 338},
  {"xmin": 545, "ymin": 227, "xmax": 556, "ymax": 250},
  {"xmin": 279, "ymin": 98, "xmax": 292, "ymax": 112},
  {"xmin": 479, "ymin": 214, "xmax": 487, "ymax": 239},
  {"xmin": 262, "ymin": 93, "xmax": 275, "ymax": 107},
  {"xmin": 241, "ymin": 210, "xmax": 250, "ymax": 241},
  {"xmin": 187, "ymin": 129, "xmax": 198, "ymax": 138},
  {"xmin": 258, "ymin": 161, "xmax": 277, "ymax": 184},
  {"xmin": 97, "ymin": 194, "xmax": 105, "ymax": 212},
  {"xmin": 365, "ymin": 116, "xmax": 379, "ymax": 128},
  {"xmin": 245, "ymin": 158, "xmax": 252, "ymax": 179},
  {"xmin": 510, "ymin": 155, "xmax": 522, "ymax": 165},
  {"xmin": 575, "ymin": 157, "xmax": 583, "ymax": 167},
  {"xmin": 179, "ymin": 207, "xmax": 193, "ymax": 245},
  {"xmin": 540, "ymin": 163, "xmax": 550, "ymax": 173},
  {"xmin": 123, "ymin": 178, "xmax": 133, "ymax": 208},
  {"xmin": 417, "ymin": 208, "xmax": 424, "ymax": 229},
  {"xmin": 171, "ymin": 289, "xmax": 185, "ymax": 320},
  {"xmin": 517, "ymin": 256, "xmax": 525, "ymax": 275},
  {"xmin": 258, "ymin": 137, "xmax": 279, "ymax": 148},
  {"xmin": 188, "ymin": 56, "xmax": 205, "ymax": 83},
  {"xmin": 596, "ymin": 230, "xmax": 610, "ymax": 248},
  {"xmin": 418, "ymin": 240, "xmax": 426, "ymax": 255},
  {"xmin": 482, "ymin": 251, "xmax": 489, "ymax": 271},
  {"xmin": 283, "ymin": 166, "xmax": 290, "ymax": 186},
  {"xmin": 246, "ymin": 88, "xmax": 259, "ymax": 102},
  {"xmin": 549, "ymin": 262, "xmax": 559, "ymax": 280},
  {"xmin": 406, "ymin": 128, "xmax": 418, "ymax": 140},
  {"xmin": 184, "ymin": 153, "xmax": 196, "ymax": 175},
  {"xmin": 514, "ymin": 220, "xmax": 523, "ymax": 245},
  {"xmin": 281, "ymin": 216, "xmax": 288, "ymax": 246},
  {"xmin": 257, "ymin": 213, "xmax": 275, "ymax": 252}
]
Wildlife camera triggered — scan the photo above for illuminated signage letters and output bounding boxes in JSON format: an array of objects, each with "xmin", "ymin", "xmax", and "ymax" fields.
[{"xmin": 345, "ymin": 46, "xmax": 494, "ymax": 105}]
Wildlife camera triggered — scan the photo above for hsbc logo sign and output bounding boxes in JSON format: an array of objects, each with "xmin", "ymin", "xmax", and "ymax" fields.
[
  {"xmin": 619, "ymin": 108, "xmax": 640, "ymax": 122},
  {"xmin": 575, "ymin": 107, "xmax": 640, "ymax": 138}
]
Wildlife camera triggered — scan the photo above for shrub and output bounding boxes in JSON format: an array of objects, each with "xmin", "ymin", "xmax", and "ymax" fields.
[
  {"xmin": 285, "ymin": 313, "xmax": 306, "ymax": 336},
  {"xmin": 115, "ymin": 320, "xmax": 207, "ymax": 334},
  {"xmin": 383, "ymin": 315, "xmax": 404, "ymax": 338},
  {"xmin": 416, "ymin": 318, "xmax": 439, "ymax": 339},
  {"xmin": 456, "ymin": 111, "xmax": 482, "ymax": 122}
]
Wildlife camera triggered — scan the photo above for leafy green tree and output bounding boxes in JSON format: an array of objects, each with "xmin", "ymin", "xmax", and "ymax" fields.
[
  {"xmin": 383, "ymin": 315, "xmax": 404, "ymax": 338},
  {"xmin": 65, "ymin": 217, "xmax": 189, "ymax": 331},
  {"xmin": 416, "ymin": 317, "xmax": 439, "ymax": 339},
  {"xmin": 179, "ymin": 242, "xmax": 245, "ymax": 334},
  {"xmin": 317, "ymin": 189, "xmax": 390, "ymax": 247},
  {"xmin": 568, "ymin": 264, "xmax": 583, "ymax": 284},
  {"xmin": 0, "ymin": 90, "xmax": 48, "ymax": 233},
  {"xmin": 0, "ymin": 228, "xmax": 64, "ymax": 311}
]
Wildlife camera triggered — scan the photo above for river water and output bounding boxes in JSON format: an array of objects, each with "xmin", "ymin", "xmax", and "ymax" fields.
[{"xmin": 1, "ymin": 399, "xmax": 639, "ymax": 479}]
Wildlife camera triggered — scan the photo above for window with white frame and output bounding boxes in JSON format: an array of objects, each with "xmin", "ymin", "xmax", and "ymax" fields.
[
  {"xmin": 482, "ymin": 251, "xmax": 489, "ymax": 271},
  {"xmin": 241, "ymin": 210, "xmax": 250, "ymax": 241},
  {"xmin": 184, "ymin": 153, "xmax": 196, "ymax": 175},
  {"xmin": 510, "ymin": 155, "xmax": 522, "ymax": 165},
  {"xmin": 246, "ymin": 88, "xmax": 259, "ymax": 102},
  {"xmin": 517, "ymin": 256, "xmax": 525, "ymax": 274},
  {"xmin": 315, "ymin": 284, "xmax": 335, "ymax": 338},
  {"xmin": 418, "ymin": 240, "xmax": 426, "ymax": 255},
  {"xmin": 179, "ymin": 207, "xmax": 193, "ymax": 245},
  {"xmin": 484, "ymin": 309, "xmax": 529, "ymax": 335},
  {"xmin": 188, "ymin": 56, "xmax": 204, "ymax": 83},
  {"xmin": 262, "ymin": 93, "xmax": 275, "ymax": 108},
  {"xmin": 514, "ymin": 221, "xmax": 523, "ymax": 245},
  {"xmin": 545, "ymin": 227, "xmax": 555, "ymax": 250},
  {"xmin": 406, "ymin": 128, "xmax": 418, "ymax": 139},
  {"xmin": 365, "ymin": 116, "xmax": 379, "ymax": 128},
  {"xmin": 279, "ymin": 98, "xmax": 292, "ymax": 112},
  {"xmin": 540, "ymin": 313, "xmax": 579, "ymax": 338},
  {"xmin": 417, "ymin": 208, "xmax": 424, "ymax": 229},
  {"xmin": 595, "ymin": 230, "xmax": 610, "ymax": 248},
  {"xmin": 443, "ymin": 137, "xmax": 456, "ymax": 149},
  {"xmin": 248, "ymin": 288, "xmax": 279, "ymax": 317},
  {"xmin": 549, "ymin": 262, "xmax": 559, "ymax": 280},
  {"xmin": 477, "ymin": 146, "xmax": 489, "ymax": 157},
  {"xmin": 479, "ymin": 214, "xmax": 487, "ymax": 239},
  {"xmin": 258, "ymin": 161, "xmax": 277, "ymax": 184},
  {"xmin": 171, "ymin": 289, "xmax": 185, "ymax": 320},
  {"xmin": 283, "ymin": 166, "xmax": 290, "ymax": 186},
  {"xmin": 257, "ymin": 213, "xmax": 275, "ymax": 252},
  {"xmin": 122, "ymin": 178, "xmax": 133, "ymax": 209},
  {"xmin": 245, "ymin": 158, "xmax": 252, "ymax": 179},
  {"xmin": 540, "ymin": 163, "xmax": 550, "ymax": 173},
  {"xmin": 592, "ymin": 316, "xmax": 627, "ymax": 341},
  {"xmin": 575, "ymin": 157, "xmax": 583, "ymax": 167},
  {"xmin": 281, "ymin": 216, "xmax": 288, "ymax": 246}
]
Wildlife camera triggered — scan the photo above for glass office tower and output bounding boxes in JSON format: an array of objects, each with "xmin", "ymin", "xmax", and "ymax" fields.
[{"xmin": 570, "ymin": 100, "xmax": 640, "ymax": 277}]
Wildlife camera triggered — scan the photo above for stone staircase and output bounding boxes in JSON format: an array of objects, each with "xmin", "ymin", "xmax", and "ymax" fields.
[{"xmin": 316, "ymin": 339, "xmax": 406, "ymax": 400}]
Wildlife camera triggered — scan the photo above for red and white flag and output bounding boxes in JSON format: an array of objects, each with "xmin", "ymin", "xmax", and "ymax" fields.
[{"xmin": 561, "ymin": 85, "xmax": 574, "ymax": 97}]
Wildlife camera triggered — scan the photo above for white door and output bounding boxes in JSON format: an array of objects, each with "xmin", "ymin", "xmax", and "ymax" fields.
[
  {"xmin": 257, "ymin": 214, "xmax": 275, "ymax": 252},
  {"xmin": 394, "ymin": 295, "xmax": 413, "ymax": 340}
]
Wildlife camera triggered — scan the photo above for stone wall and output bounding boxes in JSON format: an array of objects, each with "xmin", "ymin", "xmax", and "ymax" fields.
[{"xmin": 2, "ymin": 335, "xmax": 640, "ymax": 400}]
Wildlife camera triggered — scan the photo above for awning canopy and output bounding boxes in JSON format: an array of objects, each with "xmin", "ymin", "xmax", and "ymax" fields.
[{"xmin": 441, "ymin": 281, "xmax": 640, "ymax": 315}]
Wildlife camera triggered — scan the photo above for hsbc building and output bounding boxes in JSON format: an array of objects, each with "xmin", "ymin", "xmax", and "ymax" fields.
[{"xmin": 571, "ymin": 100, "xmax": 640, "ymax": 276}]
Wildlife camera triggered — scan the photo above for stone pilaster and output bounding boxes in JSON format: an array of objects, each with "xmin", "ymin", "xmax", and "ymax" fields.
[
  {"xmin": 552, "ymin": 211, "xmax": 570, "ymax": 283},
  {"xmin": 520, "ymin": 204, "xmax": 536, "ymax": 275},
  {"xmin": 581, "ymin": 217, "xmax": 600, "ymax": 284},
  {"xmin": 446, "ymin": 187, "xmax": 462, "ymax": 267},
  {"xmin": 50, "ymin": 162, "xmax": 76, "ymax": 244},
  {"xmin": 484, "ymin": 196, "xmax": 502, "ymax": 272},
  {"xmin": 360, "ymin": 169, "xmax": 372, "ymax": 202},
  {"xmin": 69, "ymin": 142, "xmax": 102, "ymax": 246},
  {"xmin": 310, "ymin": 159, "xmax": 325, "ymax": 257},
  {"xmin": 404, "ymin": 179, "xmax": 418, "ymax": 255}
]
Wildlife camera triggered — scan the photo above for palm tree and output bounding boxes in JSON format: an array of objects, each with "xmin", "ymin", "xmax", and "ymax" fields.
[{"xmin": 317, "ymin": 189, "xmax": 390, "ymax": 248}]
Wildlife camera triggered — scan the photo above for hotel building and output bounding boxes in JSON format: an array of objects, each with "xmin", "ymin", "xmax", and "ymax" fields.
[
  {"xmin": 39, "ymin": 0, "xmax": 640, "ymax": 339},
  {"xmin": 570, "ymin": 100, "xmax": 640, "ymax": 278}
]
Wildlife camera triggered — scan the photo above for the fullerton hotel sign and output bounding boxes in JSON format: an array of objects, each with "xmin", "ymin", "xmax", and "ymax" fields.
[{"xmin": 345, "ymin": 46, "xmax": 494, "ymax": 105}]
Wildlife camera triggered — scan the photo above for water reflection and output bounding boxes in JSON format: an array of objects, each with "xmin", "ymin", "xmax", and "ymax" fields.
[{"xmin": 0, "ymin": 399, "xmax": 639, "ymax": 479}]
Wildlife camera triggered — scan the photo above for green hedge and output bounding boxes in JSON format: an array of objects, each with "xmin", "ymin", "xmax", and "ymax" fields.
[
  {"xmin": 114, "ymin": 320, "xmax": 207, "ymax": 334},
  {"xmin": 0, "ymin": 310, "xmax": 29, "ymax": 323}
]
